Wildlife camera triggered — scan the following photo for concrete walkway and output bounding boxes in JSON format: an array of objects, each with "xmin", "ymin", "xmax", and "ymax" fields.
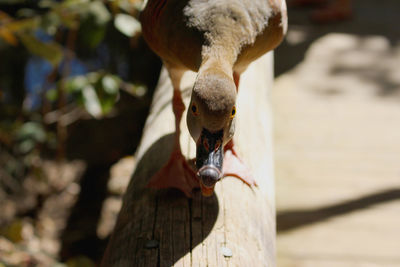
[{"xmin": 272, "ymin": 1, "xmax": 400, "ymax": 266}]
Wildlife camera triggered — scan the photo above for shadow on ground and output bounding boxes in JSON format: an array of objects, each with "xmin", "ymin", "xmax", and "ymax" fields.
[
  {"xmin": 275, "ymin": 0, "xmax": 400, "ymax": 77},
  {"xmin": 275, "ymin": 0, "xmax": 400, "ymax": 235},
  {"xmin": 277, "ymin": 188, "xmax": 400, "ymax": 233}
]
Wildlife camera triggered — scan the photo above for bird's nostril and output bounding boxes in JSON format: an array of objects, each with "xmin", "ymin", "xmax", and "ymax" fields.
[{"xmin": 198, "ymin": 166, "xmax": 221, "ymax": 187}]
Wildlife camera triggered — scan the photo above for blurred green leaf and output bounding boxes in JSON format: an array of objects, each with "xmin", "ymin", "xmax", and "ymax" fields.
[
  {"xmin": 63, "ymin": 73, "xmax": 121, "ymax": 117},
  {"xmin": 18, "ymin": 139, "xmax": 36, "ymax": 154},
  {"xmin": 17, "ymin": 121, "xmax": 46, "ymax": 143},
  {"xmin": 98, "ymin": 93, "xmax": 117, "ymax": 114},
  {"xmin": 5, "ymin": 17, "xmax": 39, "ymax": 32},
  {"xmin": 66, "ymin": 75, "xmax": 89, "ymax": 93},
  {"xmin": 102, "ymin": 75, "xmax": 119, "ymax": 94},
  {"xmin": 69, "ymin": 0, "xmax": 111, "ymax": 26},
  {"xmin": 77, "ymin": 1, "xmax": 111, "ymax": 48},
  {"xmin": 40, "ymin": 11, "xmax": 61, "ymax": 35},
  {"xmin": 97, "ymin": 75, "xmax": 119, "ymax": 114},
  {"xmin": 87, "ymin": 72, "xmax": 100, "ymax": 84},
  {"xmin": 114, "ymin": 13, "xmax": 141, "ymax": 37},
  {"xmin": 87, "ymin": 1, "xmax": 111, "ymax": 26},
  {"xmin": 46, "ymin": 88, "xmax": 58, "ymax": 101},
  {"xmin": 15, "ymin": 121, "xmax": 47, "ymax": 153},
  {"xmin": 82, "ymin": 84, "xmax": 102, "ymax": 118},
  {"xmin": 78, "ymin": 20, "xmax": 106, "ymax": 49},
  {"xmin": 18, "ymin": 32, "xmax": 63, "ymax": 66}
]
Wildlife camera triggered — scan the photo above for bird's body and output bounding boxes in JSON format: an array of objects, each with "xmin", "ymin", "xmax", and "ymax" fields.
[
  {"xmin": 141, "ymin": 0, "xmax": 287, "ymax": 197},
  {"xmin": 142, "ymin": 0, "xmax": 287, "ymax": 73}
]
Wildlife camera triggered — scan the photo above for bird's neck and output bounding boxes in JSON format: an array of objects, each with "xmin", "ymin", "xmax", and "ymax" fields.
[
  {"xmin": 193, "ymin": 50, "xmax": 237, "ymax": 113},
  {"xmin": 198, "ymin": 46, "xmax": 236, "ymax": 80}
]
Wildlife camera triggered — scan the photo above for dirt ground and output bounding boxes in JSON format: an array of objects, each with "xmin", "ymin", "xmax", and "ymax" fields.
[{"xmin": 273, "ymin": 0, "xmax": 400, "ymax": 266}]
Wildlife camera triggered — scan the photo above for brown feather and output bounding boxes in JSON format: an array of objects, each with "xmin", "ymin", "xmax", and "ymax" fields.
[{"xmin": 141, "ymin": 0, "xmax": 287, "ymax": 73}]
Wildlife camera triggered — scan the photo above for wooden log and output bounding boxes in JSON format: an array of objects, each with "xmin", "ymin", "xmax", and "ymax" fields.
[{"xmin": 102, "ymin": 52, "xmax": 276, "ymax": 267}]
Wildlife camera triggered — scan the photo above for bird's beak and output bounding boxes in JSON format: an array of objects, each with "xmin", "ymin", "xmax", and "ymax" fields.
[{"xmin": 196, "ymin": 129, "xmax": 224, "ymax": 196}]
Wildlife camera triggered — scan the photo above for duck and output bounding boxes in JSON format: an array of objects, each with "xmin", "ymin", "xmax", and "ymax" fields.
[{"xmin": 140, "ymin": 0, "xmax": 287, "ymax": 197}]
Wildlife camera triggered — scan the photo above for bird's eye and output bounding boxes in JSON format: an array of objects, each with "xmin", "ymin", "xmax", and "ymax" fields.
[
  {"xmin": 191, "ymin": 103, "xmax": 198, "ymax": 116},
  {"xmin": 230, "ymin": 106, "xmax": 236, "ymax": 118}
]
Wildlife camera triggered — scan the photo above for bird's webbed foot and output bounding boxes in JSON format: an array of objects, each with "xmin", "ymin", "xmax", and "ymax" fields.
[
  {"xmin": 222, "ymin": 140, "xmax": 257, "ymax": 187},
  {"xmin": 147, "ymin": 149, "xmax": 199, "ymax": 198}
]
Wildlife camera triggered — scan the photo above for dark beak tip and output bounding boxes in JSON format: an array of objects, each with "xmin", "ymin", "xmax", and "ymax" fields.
[{"xmin": 198, "ymin": 166, "xmax": 221, "ymax": 187}]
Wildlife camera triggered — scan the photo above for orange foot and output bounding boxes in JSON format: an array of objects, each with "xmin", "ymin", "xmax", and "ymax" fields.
[
  {"xmin": 222, "ymin": 141, "xmax": 257, "ymax": 187},
  {"xmin": 147, "ymin": 150, "xmax": 199, "ymax": 198}
]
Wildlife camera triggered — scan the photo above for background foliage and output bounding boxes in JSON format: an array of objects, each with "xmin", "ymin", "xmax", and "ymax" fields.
[{"xmin": 0, "ymin": 0, "xmax": 161, "ymax": 265}]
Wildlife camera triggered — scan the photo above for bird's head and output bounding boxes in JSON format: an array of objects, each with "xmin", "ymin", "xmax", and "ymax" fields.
[{"xmin": 187, "ymin": 71, "xmax": 237, "ymax": 196}]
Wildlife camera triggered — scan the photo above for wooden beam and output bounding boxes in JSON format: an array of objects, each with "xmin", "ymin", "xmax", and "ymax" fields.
[{"xmin": 102, "ymin": 52, "xmax": 276, "ymax": 267}]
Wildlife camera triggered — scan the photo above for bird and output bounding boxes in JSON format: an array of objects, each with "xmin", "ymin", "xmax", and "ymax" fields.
[{"xmin": 140, "ymin": 0, "xmax": 287, "ymax": 197}]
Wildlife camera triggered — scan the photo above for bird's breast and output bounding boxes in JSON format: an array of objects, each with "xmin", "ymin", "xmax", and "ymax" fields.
[{"xmin": 141, "ymin": 0, "xmax": 204, "ymax": 71}]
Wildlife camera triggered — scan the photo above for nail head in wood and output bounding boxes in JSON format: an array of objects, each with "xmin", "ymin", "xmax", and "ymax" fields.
[{"xmin": 221, "ymin": 246, "xmax": 233, "ymax": 257}]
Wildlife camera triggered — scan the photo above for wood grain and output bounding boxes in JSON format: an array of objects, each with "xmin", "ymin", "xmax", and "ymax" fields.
[{"xmin": 102, "ymin": 52, "xmax": 276, "ymax": 267}]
